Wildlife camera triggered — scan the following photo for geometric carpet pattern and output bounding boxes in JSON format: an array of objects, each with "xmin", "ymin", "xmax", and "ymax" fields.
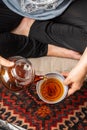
[{"xmin": 0, "ymin": 81, "xmax": 87, "ymax": 130}]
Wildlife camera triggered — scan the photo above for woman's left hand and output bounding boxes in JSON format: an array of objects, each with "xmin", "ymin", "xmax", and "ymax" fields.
[
  {"xmin": 62, "ymin": 65, "xmax": 86, "ymax": 96},
  {"xmin": 62, "ymin": 47, "xmax": 87, "ymax": 96}
]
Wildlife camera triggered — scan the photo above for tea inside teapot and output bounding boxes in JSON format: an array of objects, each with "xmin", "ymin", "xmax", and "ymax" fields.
[{"xmin": 0, "ymin": 56, "xmax": 44, "ymax": 92}]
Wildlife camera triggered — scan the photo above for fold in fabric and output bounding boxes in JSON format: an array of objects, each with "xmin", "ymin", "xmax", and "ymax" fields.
[{"xmin": 2, "ymin": 0, "xmax": 74, "ymax": 20}]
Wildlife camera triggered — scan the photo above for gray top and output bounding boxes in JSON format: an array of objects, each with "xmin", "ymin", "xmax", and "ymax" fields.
[{"xmin": 2, "ymin": 0, "xmax": 74, "ymax": 20}]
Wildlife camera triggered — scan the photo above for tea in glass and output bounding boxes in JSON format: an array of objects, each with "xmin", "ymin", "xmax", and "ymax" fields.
[{"xmin": 0, "ymin": 56, "xmax": 44, "ymax": 92}]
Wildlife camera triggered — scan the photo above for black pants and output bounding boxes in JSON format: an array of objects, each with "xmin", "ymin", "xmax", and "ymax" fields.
[
  {"xmin": 0, "ymin": 0, "xmax": 87, "ymax": 58},
  {"xmin": 30, "ymin": 0, "xmax": 87, "ymax": 54},
  {"xmin": 0, "ymin": 0, "xmax": 47, "ymax": 58}
]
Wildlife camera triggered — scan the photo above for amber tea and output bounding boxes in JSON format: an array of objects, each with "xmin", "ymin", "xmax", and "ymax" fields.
[
  {"xmin": 36, "ymin": 73, "xmax": 68, "ymax": 104},
  {"xmin": 0, "ymin": 57, "xmax": 34, "ymax": 92},
  {"xmin": 40, "ymin": 78, "xmax": 64, "ymax": 102},
  {"xmin": 0, "ymin": 56, "xmax": 45, "ymax": 92}
]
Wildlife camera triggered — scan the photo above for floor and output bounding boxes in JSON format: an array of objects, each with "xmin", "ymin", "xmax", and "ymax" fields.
[{"xmin": 29, "ymin": 56, "xmax": 78, "ymax": 75}]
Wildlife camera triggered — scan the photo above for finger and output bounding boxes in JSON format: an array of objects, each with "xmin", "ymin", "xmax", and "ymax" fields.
[
  {"xmin": 67, "ymin": 84, "xmax": 79, "ymax": 96},
  {"xmin": 61, "ymin": 72, "xmax": 69, "ymax": 78},
  {"xmin": 63, "ymin": 77, "xmax": 72, "ymax": 86},
  {"xmin": 0, "ymin": 56, "xmax": 14, "ymax": 67},
  {"xmin": 67, "ymin": 88, "xmax": 77, "ymax": 96}
]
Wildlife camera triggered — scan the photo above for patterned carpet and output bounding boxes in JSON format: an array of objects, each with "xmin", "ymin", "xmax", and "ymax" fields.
[{"xmin": 0, "ymin": 81, "xmax": 87, "ymax": 130}]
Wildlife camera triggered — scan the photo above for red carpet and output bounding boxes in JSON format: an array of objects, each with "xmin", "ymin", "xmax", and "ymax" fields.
[{"xmin": 0, "ymin": 81, "xmax": 87, "ymax": 130}]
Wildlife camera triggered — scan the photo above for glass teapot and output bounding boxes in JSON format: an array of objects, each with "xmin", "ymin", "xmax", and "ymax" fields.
[{"xmin": 0, "ymin": 56, "xmax": 44, "ymax": 92}]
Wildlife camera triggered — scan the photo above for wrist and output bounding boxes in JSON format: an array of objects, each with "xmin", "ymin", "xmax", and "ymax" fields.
[{"xmin": 77, "ymin": 47, "xmax": 87, "ymax": 72}]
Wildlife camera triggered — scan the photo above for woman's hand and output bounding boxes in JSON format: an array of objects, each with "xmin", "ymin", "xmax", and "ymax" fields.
[
  {"xmin": 0, "ymin": 56, "xmax": 14, "ymax": 67},
  {"xmin": 62, "ymin": 47, "xmax": 87, "ymax": 96},
  {"xmin": 62, "ymin": 66, "xmax": 86, "ymax": 96}
]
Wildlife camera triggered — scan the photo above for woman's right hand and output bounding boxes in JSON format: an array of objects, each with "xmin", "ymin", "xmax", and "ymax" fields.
[{"xmin": 0, "ymin": 56, "xmax": 14, "ymax": 67}]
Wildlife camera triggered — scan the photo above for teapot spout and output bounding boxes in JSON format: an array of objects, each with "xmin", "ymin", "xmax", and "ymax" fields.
[{"xmin": 34, "ymin": 75, "xmax": 46, "ymax": 83}]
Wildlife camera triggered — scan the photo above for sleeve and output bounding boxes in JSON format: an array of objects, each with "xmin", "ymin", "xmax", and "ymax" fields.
[
  {"xmin": 30, "ymin": 20, "xmax": 87, "ymax": 53},
  {"xmin": 0, "ymin": 32, "xmax": 48, "ymax": 58}
]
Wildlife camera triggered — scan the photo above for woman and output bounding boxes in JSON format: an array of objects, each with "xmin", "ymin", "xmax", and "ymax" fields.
[
  {"xmin": 0, "ymin": 0, "xmax": 87, "ymax": 96},
  {"xmin": 0, "ymin": 0, "xmax": 80, "ymax": 58}
]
